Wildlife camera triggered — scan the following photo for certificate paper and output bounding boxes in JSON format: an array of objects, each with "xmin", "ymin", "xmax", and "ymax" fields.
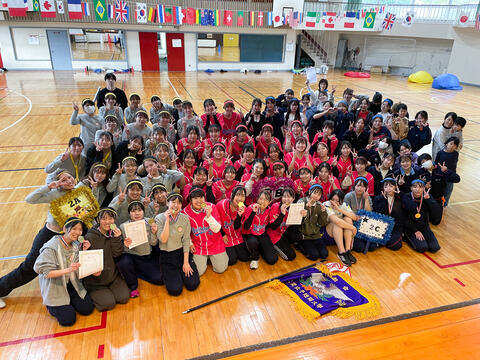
[
  {"xmin": 286, "ymin": 203, "xmax": 305, "ymax": 225},
  {"xmin": 306, "ymin": 67, "xmax": 317, "ymax": 84},
  {"xmin": 123, "ymin": 220, "xmax": 149, "ymax": 249},
  {"xmin": 78, "ymin": 250, "xmax": 104, "ymax": 279}
]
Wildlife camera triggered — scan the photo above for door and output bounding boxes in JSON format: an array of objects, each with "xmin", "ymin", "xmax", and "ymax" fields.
[
  {"xmin": 166, "ymin": 33, "xmax": 185, "ymax": 71},
  {"xmin": 46, "ymin": 30, "xmax": 72, "ymax": 70},
  {"xmin": 139, "ymin": 32, "xmax": 159, "ymax": 71}
]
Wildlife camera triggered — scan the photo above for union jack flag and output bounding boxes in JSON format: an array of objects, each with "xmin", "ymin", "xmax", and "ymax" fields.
[
  {"xmin": 115, "ymin": 0, "xmax": 129, "ymax": 22},
  {"xmin": 382, "ymin": 12, "xmax": 395, "ymax": 30}
]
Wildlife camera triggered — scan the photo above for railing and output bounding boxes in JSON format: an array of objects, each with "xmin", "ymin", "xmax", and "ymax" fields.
[{"xmin": 301, "ymin": 30, "xmax": 327, "ymax": 58}]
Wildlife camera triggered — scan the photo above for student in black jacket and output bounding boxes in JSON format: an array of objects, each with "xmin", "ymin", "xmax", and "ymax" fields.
[{"xmin": 402, "ymin": 179, "xmax": 442, "ymax": 253}]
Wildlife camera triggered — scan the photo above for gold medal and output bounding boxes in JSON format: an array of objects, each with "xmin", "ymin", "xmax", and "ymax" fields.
[
  {"xmin": 110, "ymin": 224, "xmax": 117, "ymax": 230},
  {"xmin": 178, "ymin": 226, "xmax": 183, "ymax": 233},
  {"xmin": 148, "ymin": 219, "xmax": 154, "ymax": 224},
  {"xmin": 78, "ymin": 236, "xmax": 84, "ymax": 243},
  {"xmin": 415, "ymin": 213, "xmax": 421, "ymax": 219}
]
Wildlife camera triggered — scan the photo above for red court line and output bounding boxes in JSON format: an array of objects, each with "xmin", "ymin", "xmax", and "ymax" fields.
[
  {"xmin": 207, "ymin": 80, "xmax": 249, "ymax": 111},
  {"xmin": 454, "ymin": 278, "xmax": 466, "ymax": 287},
  {"xmin": 0, "ymin": 311, "xmax": 107, "ymax": 348},
  {"xmin": 423, "ymin": 253, "xmax": 480, "ymax": 269},
  {"xmin": 0, "ymin": 143, "xmax": 68, "ymax": 149},
  {"xmin": 97, "ymin": 344, "xmax": 105, "ymax": 358}
]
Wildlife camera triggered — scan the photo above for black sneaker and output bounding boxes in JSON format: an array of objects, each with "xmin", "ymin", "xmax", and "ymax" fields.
[
  {"xmin": 347, "ymin": 250, "xmax": 357, "ymax": 264},
  {"xmin": 337, "ymin": 252, "xmax": 351, "ymax": 267}
]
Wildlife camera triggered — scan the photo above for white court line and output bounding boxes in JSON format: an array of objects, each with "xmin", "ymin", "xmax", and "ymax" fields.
[
  {"xmin": 0, "ymin": 201, "xmax": 26, "ymax": 205},
  {"xmin": 0, "ymin": 148, "xmax": 63, "ymax": 154},
  {"xmin": 0, "ymin": 185, "xmax": 41, "ymax": 191},
  {"xmin": 166, "ymin": 76, "xmax": 180, "ymax": 98},
  {"xmin": 0, "ymin": 90, "xmax": 33, "ymax": 134},
  {"xmin": 448, "ymin": 199, "xmax": 480, "ymax": 206}
]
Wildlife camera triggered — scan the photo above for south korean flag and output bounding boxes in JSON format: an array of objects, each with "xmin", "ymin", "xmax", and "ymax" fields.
[{"xmin": 136, "ymin": 2, "xmax": 146, "ymax": 23}]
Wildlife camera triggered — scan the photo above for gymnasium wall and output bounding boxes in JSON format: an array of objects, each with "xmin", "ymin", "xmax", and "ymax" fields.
[{"xmin": 447, "ymin": 27, "xmax": 480, "ymax": 86}]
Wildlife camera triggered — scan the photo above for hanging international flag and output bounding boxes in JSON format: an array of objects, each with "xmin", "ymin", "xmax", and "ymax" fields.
[
  {"xmin": 81, "ymin": 1, "xmax": 89, "ymax": 16},
  {"xmin": 136, "ymin": 3, "xmax": 146, "ymax": 23},
  {"xmin": 257, "ymin": 11, "xmax": 264, "ymax": 26},
  {"xmin": 284, "ymin": 11, "xmax": 291, "ymax": 26},
  {"xmin": 26, "ymin": 0, "xmax": 34, "ymax": 11},
  {"xmin": 56, "ymin": 0, "xmax": 63, "ymax": 13},
  {"xmin": 223, "ymin": 9, "xmax": 232, "ymax": 26},
  {"xmin": 195, "ymin": 9, "xmax": 201, "ymax": 24},
  {"xmin": 32, "ymin": 0, "xmax": 39, "ymax": 11},
  {"xmin": 148, "ymin": 6, "xmax": 154, "ymax": 22},
  {"xmin": 402, "ymin": 11, "xmax": 414, "ymax": 27},
  {"xmin": 323, "ymin": 11, "xmax": 336, "ymax": 28},
  {"xmin": 237, "ymin": 10, "xmax": 244, "ymax": 26},
  {"xmin": 173, "ymin": 6, "xmax": 182, "ymax": 24},
  {"xmin": 379, "ymin": 5, "xmax": 385, "ymax": 14},
  {"xmin": 273, "ymin": 13, "xmax": 284, "ymax": 27},
  {"xmin": 248, "ymin": 11, "xmax": 255, "ymax": 26},
  {"xmin": 201, "ymin": 9, "xmax": 208, "ymax": 25},
  {"xmin": 382, "ymin": 12, "xmax": 395, "ymax": 30},
  {"xmin": 184, "ymin": 7, "xmax": 194, "ymax": 24},
  {"xmin": 476, "ymin": 3, "xmax": 480, "ymax": 30},
  {"xmin": 290, "ymin": 11, "xmax": 300, "ymax": 27},
  {"xmin": 457, "ymin": 11, "xmax": 468, "ymax": 27},
  {"xmin": 305, "ymin": 11, "xmax": 316, "ymax": 27},
  {"xmin": 67, "ymin": 0, "xmax": 81, "ymax": 18},
  {"xmin": 2, "ymin": 0, "xmax": 8, "ymax": 9},
  {"xmin": 344, "ymin": 11, "xmax": 356, "ymax": 28},
  {"xmin": 8, "ymin": 0, "xmax": 27, "ymax": 16},
  {"xmin": 214, "ymin": 9, "xmax": 220, "ymax": 26},
  {"xmin": 93, "ymin": 0, "xmax": 106, "ymax": 21},
  {"xmin": 164, "ymin": 7, "xmax": 171, "ymax": 22},
  {"xmin": 156, "ymin": 4, "xmax": 163, "ymax": 22},
  {"xmin": 267, "ymin": 11, "xmax": 273, "ymax": 26},
  {"xmin": 40, "ymin": 0, "xmax": 56, "ymax": 17},
  {"xmin": 107, "ymin": 3, "xmax": 113, "ymax": 18},
  {"xmin": 363, "ymin": 11, "xmax": 375, "ymax": 28},
  {"xmin": 115, "ymin": 0, "xmax": 128, "ymax": 22}
]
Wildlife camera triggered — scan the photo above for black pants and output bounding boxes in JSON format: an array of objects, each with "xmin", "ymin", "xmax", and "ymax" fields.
[
  {"xmin": 298, "ymin": 238, "xmax": 328, "ymax": 260},
  {"xmin": 46, "ymin": 283, "xmax": 94, "ymax": 327},
  {"xmin": 159, "ymin": 248, "xmax": 200, "ymax": 296},
  {"xmin": 273, "ymin": 236, "xmax": 297, "ymax": 261},
  {"xmin": 0, "ymin": 225, "xmax": 57, "ymax": 297},
  {"xmin": 386, "ymin": 229, "xmax": 403, "ymax": 251},
  {"xmin": 225, "ymin": 243, "xmax": 250, "ymax": 265},
  {"xmin": 244, "ymin": 234, "xmax": 278, "ymax": 265},
  {"xmin": 116, "ymin": 253, "xmax": 163, "ymax": 290},
  {"xmin": 405, "ymin": 227, "xmax": 440, "ymax": 253}
]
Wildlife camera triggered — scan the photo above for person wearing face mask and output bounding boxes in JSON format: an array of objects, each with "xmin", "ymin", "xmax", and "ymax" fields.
[
  {"xmin": 417, "ymin": 154, "xmax": 460, "ymax": 222},
  {"xmin": 45, "ymin": 137, "xmax": 87, "ymax": 184},
  {"xmin": 70, "ymin": 99, "xmax": 103, "ymax": 154},
  {"xmin": 0, "ymin": 172, "xmax": 81, "ymax": 308}
]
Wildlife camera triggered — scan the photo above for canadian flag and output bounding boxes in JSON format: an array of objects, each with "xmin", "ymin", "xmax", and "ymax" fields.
[
  {"xmin": 273, "ymin": 13, "xmax": 283, "ymax": 27},
  {"xmin": 8, "ymin": 0, "xmax": 27, "ymax": 16},
  {"xmin": 40, "ymin": 0, "xmax": 56, "ymax": 17}
]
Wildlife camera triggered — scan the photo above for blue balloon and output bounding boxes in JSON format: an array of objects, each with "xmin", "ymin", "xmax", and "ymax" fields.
[{"xmin": 432, "ymin": 73, "xmax": 463, "ymax": 90}]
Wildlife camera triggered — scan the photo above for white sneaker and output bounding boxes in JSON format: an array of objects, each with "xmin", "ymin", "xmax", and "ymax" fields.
[
  {"xmin": 0, "ymin": 298, "xmax": 5, "ymax": 309},
  {"xmin": 250, "ymin": 260, "xmax": 259, "ymax": 270}
]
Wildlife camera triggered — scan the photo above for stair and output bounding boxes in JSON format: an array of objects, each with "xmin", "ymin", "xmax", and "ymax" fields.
[{"xmin": 300, "ymin": 31, "xmax": 328, "ymax": 67}]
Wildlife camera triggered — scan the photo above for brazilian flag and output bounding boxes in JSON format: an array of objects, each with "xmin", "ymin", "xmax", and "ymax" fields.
[
  {"xmin": 32, "ymin": 0, "xmax": 40, "ymax": 12},
  {"xmin": 94, "ymin": 0, "xmax": 107, "ymax": 21},
  {"xmin": 363, "ymin": 11, "xmax": 376, "ymax": 28}
]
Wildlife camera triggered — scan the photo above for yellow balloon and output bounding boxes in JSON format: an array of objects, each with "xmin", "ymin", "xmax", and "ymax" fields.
[{"xmin": 408, "ymin": 71, "xmax": 434, "ymax": 84}]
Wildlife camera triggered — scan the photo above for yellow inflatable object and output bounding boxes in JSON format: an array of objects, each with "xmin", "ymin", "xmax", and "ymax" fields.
[{"xmin": 408, "ymin": 71, "xmax": 434, "ymax": 84}]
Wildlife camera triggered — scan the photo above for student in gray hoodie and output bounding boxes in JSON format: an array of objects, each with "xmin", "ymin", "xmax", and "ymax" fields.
[{"xmin": 34, "ymin": 217, "xmax": 94, "ymax": 326}]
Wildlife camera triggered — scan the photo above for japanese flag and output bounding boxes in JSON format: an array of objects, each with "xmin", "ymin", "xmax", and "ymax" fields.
[{"xmin": 273, "ymin": 13, "xmax": 283, "ymax": 27}]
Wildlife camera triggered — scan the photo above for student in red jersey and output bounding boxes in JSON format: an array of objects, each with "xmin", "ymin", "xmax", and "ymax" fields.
[
  {"xmin": 203, "ymin": 143, "xmax": 232, "ymax": 181},
  {"xmin": 284, "ymin": 120, "xmax": 310, "ymax": 153},
  {"xmin": 228, "ymin": 124, "xmax": 255, "ymax": 161},
  {"xmin": 177, "ymin": 125, "xmax": 202, "ymax": 160},
  {"xmin": 199, "ymin": 124, "xmax": 223, "ymax": 161},
  {"xmin": 182, "ymin": 167, "xmax": 215, "ymax": 205},
  {"xmin": 234, "ymin": 143, "xmax": 256, "ymax": 180},
  {"xmin": 216, "ymin": 186, "xmax": 250, "ymax": 265},
  {"xmin": 244, "ymin": 98, "xmax": 266, "ymax": 138},
  {"xmin": 351, "ymin": 156, "xmax": 375, "ymax": 196},
  {"xmin": 334, "ymin": 141, "xmax": 355, "ymax": 184},
  {"xmin": 243, "ymin": 159, "xmax": 268, "ymax": 205},
  {"xmin": 177, "ymin": 149, "xmax": 198, "ymax": 191},
  {"xmin": 311, "ymin": 120, "xmax": 338, "ymax": 156},
  {"xmin": 256, "ymin": 124, "xmax": 282, "ymax": 159},
  {"xmin": 183, "ymin": 187, "xmax": 228, "ymax": 276},
  {"xmin": 218, "ymin": 100, "xmax": 243, "ymax": 141},
  {"xmin": 266, "ymin": 188, "xmax": 298, "ymax": 261},
  {"xmin": 265, "ymin": 143, "xmax": 284, "ymax": 177},
  {"xmin": 243, "ymin": 190, "xmax": 276, "ymax": 269},
  {"xmin": 285, "ymin": 136, "xmax": 314, "ymax": 180},
  {"xmin": 294, "ymin": 167, "xmax": 315, "ymax": 199},
  {"xmin": 212, "ymin": 166, "xmax": 240, "ymax": 202},
  {"xmin": 201, "ymin": 99, "xmax": 221, "ymax": 136},
  {"xmin": 313, "ymin": 142, "xmax": 333, "ymax": 168},
  {"xmin": 314, "ymin": 162, "xmax": 341, "ymax": 202}
]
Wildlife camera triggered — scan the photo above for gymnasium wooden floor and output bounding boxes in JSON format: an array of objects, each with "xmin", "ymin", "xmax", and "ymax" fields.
[{"xmin": 0, "ymin": 70, "xmax": 479, "ymax": 360}]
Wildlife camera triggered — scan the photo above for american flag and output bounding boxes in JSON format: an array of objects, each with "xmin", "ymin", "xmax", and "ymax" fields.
[
  {"xmin": 475, "ymin": 4, "xmax": 480, "ymax": 30},
  {"xmin": 382, "ymin": 12, "xmax": 395, "ymax": 30},
  {"xmin": 115, "ymin": 0, "xmax": 128, "ymax": 22}
]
